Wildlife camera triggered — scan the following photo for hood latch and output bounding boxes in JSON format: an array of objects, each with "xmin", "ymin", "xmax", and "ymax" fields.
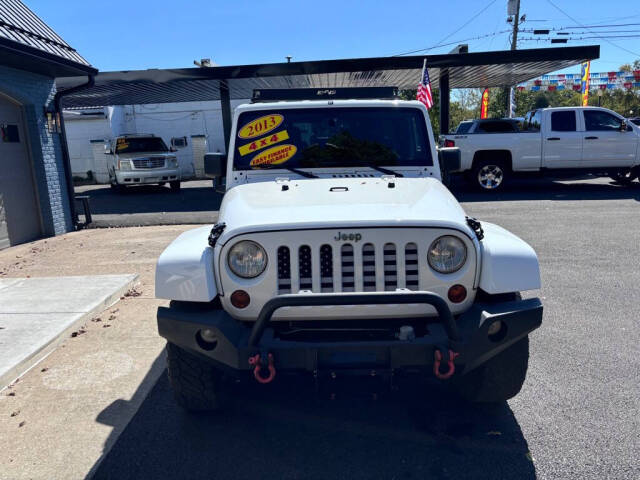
[
  {"xmin": 208, "ymin": 222, "xmax": 226, "ymax": 247},
  {"xmin": 466, "ymin": 216, "xmax": 484, "ymax": 241}
]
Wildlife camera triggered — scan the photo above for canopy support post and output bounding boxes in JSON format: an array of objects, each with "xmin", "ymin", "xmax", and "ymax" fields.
[
  {"xmin": 439, "ymin": 68, "xmax": 450, "ymax": 135},
  {"xmin": 220, "ymin": 81, "xmax": 232, "ymax": 154}
]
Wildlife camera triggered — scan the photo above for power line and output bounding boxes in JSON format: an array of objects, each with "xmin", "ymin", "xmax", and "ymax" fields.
[
  {"xmin": 392, "ymin": 0, "xmax": 499, "ymax": 56},
  {"xmin": 544, "ymin": 0, "xmax": 640, "ymax": 57},
  {"xmin": 521, "ymin": 35, "xmax": 640, "ymax": 41},
  {"xmin": 392, "ymin": 29, "xmax": 510, "ymax": 57},
  {"xmin": 521, "ymin": 29, "xmax": 640, "ymax": 35}
]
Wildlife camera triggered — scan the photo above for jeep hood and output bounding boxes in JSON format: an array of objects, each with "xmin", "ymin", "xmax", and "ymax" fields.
[{"xmin": 216, "ymin": 177, "xmax": 474, "ymax": 244}]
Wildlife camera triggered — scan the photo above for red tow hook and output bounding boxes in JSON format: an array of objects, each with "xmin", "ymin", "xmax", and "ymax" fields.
[
  {"xmin": 433, "ymin": 349, "xmax": 460, "ymax": 380},
  {"xmin": 248, "ymin": 353, "xmax": 276, "ymax": 384}
]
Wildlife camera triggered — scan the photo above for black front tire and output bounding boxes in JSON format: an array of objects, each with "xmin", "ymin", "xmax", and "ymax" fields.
[
  {"xmin": 166, "ymin": 342, "xmax": 225, "ymax": 411},
  {"xmin": 453, "ymin": 336, "xmax": 529, "ymax": 403},
  {"xmin": 170, "ymin": 181, "xmax": 181, "ymax": 192}
]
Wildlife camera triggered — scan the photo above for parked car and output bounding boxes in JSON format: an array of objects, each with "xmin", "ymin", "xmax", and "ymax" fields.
[
  {"xmin": 154, "ymin": 90, "xmax": 543, "ymax": 411},
  {"xmin": 105, "ymin": 134, "xmax": 181, "ymax": 192},
  {"xmin": 442, "ymin": 107, "xmax": 640, "ymax": 191}
]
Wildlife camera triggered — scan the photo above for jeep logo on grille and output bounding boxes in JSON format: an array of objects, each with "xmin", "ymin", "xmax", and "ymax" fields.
[{"xmin": 334, "ymin": 232, "xmax": 362, "ymax": 242}]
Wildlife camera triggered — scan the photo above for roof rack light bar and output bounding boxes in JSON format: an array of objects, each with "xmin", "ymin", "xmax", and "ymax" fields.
[{"xmin": 251, "ymin": 87, "xmax": 400, "ymax": 103}]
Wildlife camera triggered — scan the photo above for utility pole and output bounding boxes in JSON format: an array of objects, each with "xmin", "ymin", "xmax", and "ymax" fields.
[
  {"xmin": 506, "ymin": 0, "xmax": 521, "ymax": 117},
  {"xmin": 510, "ymin": 0, "xmax": 521, "ymax": 51}
]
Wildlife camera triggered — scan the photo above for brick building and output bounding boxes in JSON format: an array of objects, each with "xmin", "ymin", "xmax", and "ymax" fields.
[{"xmin": 0, "ymin": 0, "xmax": 96, "ymax": 249}]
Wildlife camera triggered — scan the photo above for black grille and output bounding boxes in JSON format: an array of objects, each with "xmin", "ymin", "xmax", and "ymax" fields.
[
  {"xmin": 277, "ymin": 246, "xmax": 291, "ymax": 294},
  {"xmin": 362, "ymin": 243, "xmax": 376, "ymax": 292},
  {"xmin": 383, "ymin": 243, "xmax": 397, "ymax": 291},
  {"xmin": 320, "ymin": 244, "xmax": 333, "ymax": 292},
  {"xmin": 299, "ymin": 246, "xmax": 312, "ymax": 290},
  {"xmin": 405, "ymin": 243, "xmax": 419, "ymax": 290},
  {"xmin": 341, "ymin": 244, "xmax": 355, "ymax": 292}
]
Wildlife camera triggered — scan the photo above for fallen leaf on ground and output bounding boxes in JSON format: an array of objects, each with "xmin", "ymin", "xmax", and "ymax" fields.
[
  {"xmin": 487, "ymin": 431, "xmax": 502, "ymax": 436},
  {"xmin": 18, "ymin": 421, "xmax": 25, "ymax": 428},
  {"xmin": 10, "ymin": 410, "xmax": 20, "ymax": 417},
  {"xmin": 41, "ymin": 367, "xmax": 48, "ymax": 372},
  {"xmin": 125, "ymin": 289, "xmax": 142, "ymax": 297},
  {"xmin": 526, "ymin": 451, "xmax": 534, "ymax": 462},
  {"xmin": 103, "ymin": 324, "xmax": 111, "ymax": 328},
  {"xmin": 7, "ymin": 392, "xmax": 15, "ymax": 397}
]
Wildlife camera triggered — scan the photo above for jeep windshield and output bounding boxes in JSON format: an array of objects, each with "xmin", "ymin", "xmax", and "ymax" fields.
[
  {"xmin": 233, "ymin": 107, "xmax": 432, "ymax": 171},
  {"xmin": 116, "ymin": 137, "xmax": 169, "ymax": 154}
]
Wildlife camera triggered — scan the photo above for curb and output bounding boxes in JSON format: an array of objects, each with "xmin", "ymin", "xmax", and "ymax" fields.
[{"xmin": 0, "ymin": 274, "xmax": 139, "ymax": 391}]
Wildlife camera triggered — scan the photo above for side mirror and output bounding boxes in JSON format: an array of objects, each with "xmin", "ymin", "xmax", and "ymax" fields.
[
  {"xmin": 620, "ymin": 121, "xmax": 628, "ymax": 132},
  {"xmin": 204, "ymin": 152, "xmax": 227, "ymax": 179},
  {"xmin": 438, "ymin": 147, "xmax": 461, "ymax": 188},
  {"xmin": 438, "ymin": 147, "xmax": 461, "ymax": 172}
]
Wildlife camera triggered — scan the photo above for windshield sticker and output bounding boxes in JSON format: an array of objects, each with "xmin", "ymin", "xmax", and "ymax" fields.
[
  {"xmin": 249, "ymin": 144, "xmax": 297, "ymax": 168},
  {"xmin": 238, "ymin": 114, "xmax": 284, "ymax": 139},
  {"xmin": 238, "ymin": 130, "xmax": 289, "ymax": 156}
]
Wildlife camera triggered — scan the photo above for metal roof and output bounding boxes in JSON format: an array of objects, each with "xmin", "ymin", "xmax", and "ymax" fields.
[
  {"xmin": 0, "ymin": 0, "xmax": 96, "ymax": 77},
  {"xmin": 56, "ymin": 45, "xmax": 599, "ymax": 108}
]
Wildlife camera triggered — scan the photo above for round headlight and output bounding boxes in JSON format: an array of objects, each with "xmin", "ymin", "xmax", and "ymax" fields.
[
  {"xmin": 428, "ymin": 236, "xmax": 467, "ymax": 274},
  {"xmin": 227, "ymin": 241, "xmax": 267, "ymax": 278}
]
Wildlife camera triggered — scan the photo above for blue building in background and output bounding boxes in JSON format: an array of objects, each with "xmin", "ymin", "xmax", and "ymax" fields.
[{"xmin": 0, "ymin": 0, "xmax": 96, "ymax": 249}]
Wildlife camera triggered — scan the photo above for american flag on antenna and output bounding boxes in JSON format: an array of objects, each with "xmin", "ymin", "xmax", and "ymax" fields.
[{"xmin": 417, "ymin": 59, "xmax": 434, "ymax": 109}]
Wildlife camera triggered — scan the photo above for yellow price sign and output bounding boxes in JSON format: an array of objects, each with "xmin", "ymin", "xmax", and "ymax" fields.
[
  {"xmin": 238, "ymin": 130, "xmax": 290, "ymax": 156},
  {"xmin": 250, "ymin": 144, "xmax": 297, "ymax": 167},
  {"xmin": 238, "ymin": 114, "xmax": 284, "ymax": 139}
]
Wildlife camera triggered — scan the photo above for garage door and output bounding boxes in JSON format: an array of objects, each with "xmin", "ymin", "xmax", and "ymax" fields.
[{"xmin": 0, "ymin": 95, "xmax": 41, "ymax": 249}]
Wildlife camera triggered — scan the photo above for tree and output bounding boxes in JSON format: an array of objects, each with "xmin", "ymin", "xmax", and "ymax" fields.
[{"xmin": 620, "ymin": 60, "xmax": 640, "ymax": 72}]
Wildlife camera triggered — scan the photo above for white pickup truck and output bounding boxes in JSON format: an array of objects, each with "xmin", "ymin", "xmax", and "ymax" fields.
[{"xmin": 443, "ymin": 106, "xmax": 640, "ymax": 191}]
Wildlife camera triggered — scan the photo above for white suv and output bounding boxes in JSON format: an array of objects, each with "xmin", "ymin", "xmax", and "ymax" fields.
[
  {"xmin": 106, "ymin": 134, "xmax": 181, "ymax": 192},
  {"xmin": 155, "ymin": 91, "xmax": 543, "ymax": 411}
]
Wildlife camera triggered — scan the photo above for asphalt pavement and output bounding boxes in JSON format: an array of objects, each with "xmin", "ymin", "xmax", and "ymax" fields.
[
  {"xmin": 87, "ymin": 176, "xmax": 640, "ymax": 480},
  {"xmin": 74, "ymin": 180, "xmax": 222, "ymax": 227}
]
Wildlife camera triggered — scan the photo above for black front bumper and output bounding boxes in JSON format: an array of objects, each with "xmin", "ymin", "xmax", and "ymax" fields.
[{"xmin": 157, "ymin": 292, "xmax": 542, "ymax": 376}]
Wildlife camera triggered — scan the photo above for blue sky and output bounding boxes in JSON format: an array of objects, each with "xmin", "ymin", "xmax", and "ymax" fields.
[{"xmin": 27, "ymin": 0, "xmax": 640, "ymax": 74}]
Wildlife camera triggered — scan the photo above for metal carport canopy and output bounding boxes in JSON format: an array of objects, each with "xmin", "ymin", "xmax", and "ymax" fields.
[{"xmin": 56, "ymin": 44, "xmax": 600, "ymax": 137}]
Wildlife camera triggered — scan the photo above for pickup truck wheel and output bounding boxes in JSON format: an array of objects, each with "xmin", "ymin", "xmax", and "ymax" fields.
[
  {"xmin": 170, "ymin": 181, "xmax": 181, "ymax": 192},
  {"xmin": 609, "ymin": 168, "xmax": 638, "ymax": 185},
  {"xmin": 453, "ymin": 336, "xmax": 529, "ymax": 403},
  {"xmin": 473, "ymin": 161, "xmax": 507, "ymax": 191},
  {"xmin": 166, "ymin": 342, "xmax": 225, "ymax": 411}
]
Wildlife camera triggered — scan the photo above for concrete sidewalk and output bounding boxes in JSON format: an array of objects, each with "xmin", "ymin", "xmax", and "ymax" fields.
[
  {"xmin": 0, "ymin": 225, "xmax": 193, "ymax": 480},
  {"xmin": 0, "ymin": 274, "xmax": 138, "ymax": 391}
]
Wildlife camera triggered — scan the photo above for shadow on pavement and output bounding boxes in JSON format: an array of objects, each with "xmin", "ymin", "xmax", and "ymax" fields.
[
  {"xmin": 90, "ymin": 372, "xmax": 536, "ymax": 480},
  {"xmin": 75, "ymin": 182, "xmax": 223, "ymax": 215},
  {"xmin": 451, "ymin": 176, "xmax": 640, "ymax": 203}
]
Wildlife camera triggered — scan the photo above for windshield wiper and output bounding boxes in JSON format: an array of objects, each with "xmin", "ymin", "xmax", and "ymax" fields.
[
  {"xmin": 256, "ymin": 164, "xmax": 318, "ymax": 178},
  {"xmin": 325, "ymin": 143, "xmax": 403, "ymax": 177}
]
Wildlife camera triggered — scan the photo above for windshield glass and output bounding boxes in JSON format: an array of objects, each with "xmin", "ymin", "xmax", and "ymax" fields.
[
  {"xmin": 233, "ymin": 107, "xmax": 432, "ymax": 171},
  {"xmin": 116, "ymin": 137, "xmax": 168, "ymax": 154}
]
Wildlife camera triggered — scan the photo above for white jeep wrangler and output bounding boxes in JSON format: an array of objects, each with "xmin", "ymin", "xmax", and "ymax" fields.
[{"xmin": 155, "ymin": 89, "xmax": 543, "ymax": 411}]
